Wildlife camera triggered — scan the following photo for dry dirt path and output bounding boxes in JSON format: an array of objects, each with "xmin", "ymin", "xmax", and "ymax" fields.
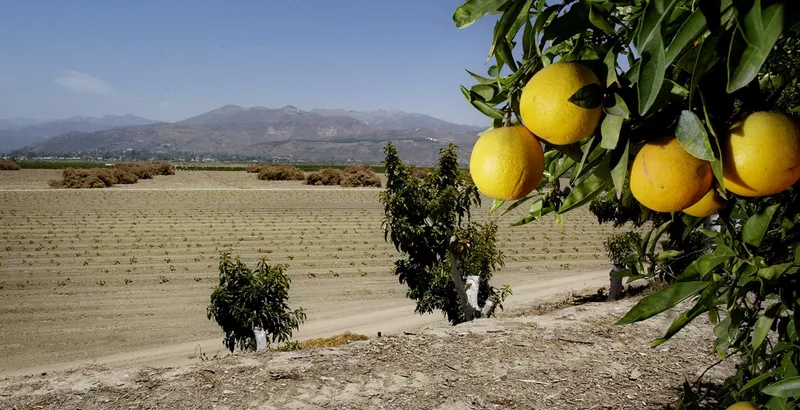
[{"xmin": 1, "ymin": 270, "xmax": 609, "ymax": 377}]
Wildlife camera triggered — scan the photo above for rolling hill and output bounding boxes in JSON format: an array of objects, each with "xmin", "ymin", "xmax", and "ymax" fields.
[{"xmin": 0, "ymin": 115, "xmax": 158, "ymax": 152}]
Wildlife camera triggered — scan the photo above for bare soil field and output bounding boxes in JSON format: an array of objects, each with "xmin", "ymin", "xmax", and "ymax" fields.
[{"xmin": 0, "ymin": 170, "xmax": 621, "ymax": 376}]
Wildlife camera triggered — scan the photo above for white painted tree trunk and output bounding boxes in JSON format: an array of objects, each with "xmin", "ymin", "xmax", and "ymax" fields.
[
  {"xmin": 608, "ymin": 264, "xmax": 623, "ymax": 301},
  {"xmin": 448, "ymin": 250, "xmax": 483, "ymax": 321},
  {"xmin": 704, "ymin": 214, "xmax": 721, "ymax": 232},
  {"xmin": 254, "ymin": 327, "xmax": 267, "ymax": 352}
]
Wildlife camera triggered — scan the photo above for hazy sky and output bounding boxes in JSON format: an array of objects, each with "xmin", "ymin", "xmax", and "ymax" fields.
[{"xmin": 0, "ymin": 1, "xmax": 501, "ymax": 126}]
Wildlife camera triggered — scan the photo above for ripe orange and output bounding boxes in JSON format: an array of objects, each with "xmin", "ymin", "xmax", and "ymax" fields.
[
  {"xmin": 683, "ymin": 189, "xmax": 724, "ymax": 217},
  {"xmin": 630, "ymin": 137, "xmax": 713, "ymax": 212},
  {"xmin": 722, "ymin": 111, "xmax": 800, "ymax": 196},
  {"xmin": 726, "ymin": 402, "xmax": 758, "ymax": 410},
  {"xmin": 519, "ymin": 61, "xmax": 602, "ymax": 145},
  {"xmin": 469, "ymin": 126, "xmax": 545, "ymax": 200}
]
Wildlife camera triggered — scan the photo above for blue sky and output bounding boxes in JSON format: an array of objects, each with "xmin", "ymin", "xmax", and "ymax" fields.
[{"xmin": 0, "ymin": 1, "xmax": 502, "ymax": 126}]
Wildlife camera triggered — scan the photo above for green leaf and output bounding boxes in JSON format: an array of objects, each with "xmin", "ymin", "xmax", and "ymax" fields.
[
  {"xmin": 522, "ymin": 20, "xmax": 535, "ymax": 59},
  {"xmin": 648, "ymin": 220, "xmax": 673, "ymax": 256},
  {"xmin": 603, "ymin": 49, "xmax": 619, "ymax": 87},
  {"xmin": 610, "ymin": 137, "xmax": 629, "ymax": 198},
  {"xmin": 533, "ymin": 2, "xmax": 560, "ymax": 55},
  {"xmin": 569, "ymin": 83, "xmax": 604, "ymax": 109},
  {"xmin": 696, "ymin": 245, "xmax": 736, "ymax": 275},
  {"xmin": 502, "ymin": 193, "xmax": 539, "ymax": 216},
  {"xmin": 764, "ymin": 376, "xmax": 800, "ymax": 398},
  {"xmin": 656, "ymin": 250, "xmax": 683, "ymax": 261},
  {"xmin": 653, "ymin": 282, "xmax": 718, "ymax": 346},
  {"xmin": 559, "ymin": 158, "xmax": 612, "ymax": 214},
  {"xmin": 634, "ymin": 0, "xmax": 679, "ymax": 52},
  {"xmin": 489, "ymin": 0, "xmax": 532, "ymax": 62},
  {"xmin": 488, "ymin": 65, "xmax": 500, "ymax": 77},
  {"xmin": 795, "ymin": 245, "xmax": 800, "ymax": 264},
  {"xmin": 453, "ymin": 0, "xmax": 509, "ymax": 29},
  {"xmin": 752, "ymin": 303, "xmax": 781, "ymax": 349},
  {"xmin": 758, "ymin": 263, "xmax": 793, "ymax": 281},
  {"xmin": 460, "ymin": 85, "xmax": 472, "ymax": 102},
  {"xmin": 466, "ymin": 69, "xmax": 495, "ymax": 84},
  {"xmin": 490, "ymin": 198, "xmax": 505, "ymax": 213},
  {"xmin": 600, "ymin": 115, "xmax": 624, "ymax": 149},
  {"xmin": 664, "ymin": 8, "xmax": 707, "ymax": 65},
  {"xmin": 542, "ymin": 3, "xmax": 590, "ymax": 46},
  {"xmin": 741, "ymin": 373, "xmax": 776, "ymax": 394},
  {"xmin": 494, "ymin": 38, "xmax": 519, "ymax": 71},
  {"xmin": 471, "ymin": 84, "xmax": 497, "ymax": 101},
  {"xmin": 689, "ymin": 36, "xmax": 720, "ymax": 106},
  {"xmin": 604, "ymin": 93, "xmax": 630, "ymax": 119},
  {"xmin": 617, "ymin": 281, "xmax": 710, "ymax": 325},
  {"xmin": 471, "ymin": 99, "xmax": 504, "ymax": 119},
  {"xmin": 637, "ymin": 35, "xmax": 667, "ymax": 115},
  {"xmin": 727, "ymin": 1, "xmax": 786, "ymax": 93},
  {"xmin": 588, "ymin": 4, "xmax": 615, "ymax": 34},
  {"xmin": 675, "ymin": 110, "xmax": 715, "ymax": 161},
  {"xmin": 742, "ymin": 204, "xmax": 780, "ymax": 247},
  {"xmin": 573, "ymin": 137, "xmax": 599, "ymax": 181}
]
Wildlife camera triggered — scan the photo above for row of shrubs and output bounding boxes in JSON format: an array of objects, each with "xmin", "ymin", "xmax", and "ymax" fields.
[
  {"xmin": 48, "ymin": 162, "xmax": 175, "ymax": 189},
  {"xmin": 0, "ymin": 159, "xmax": 21, "ymax": 170},
  {"xmin": 252, "ymin": 164, "xmax": 382, "ymax": 187}
]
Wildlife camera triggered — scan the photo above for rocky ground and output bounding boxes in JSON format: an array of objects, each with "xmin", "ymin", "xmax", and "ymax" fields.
[{"xmin": 0, "ymin": 294, "xmax": 734, "ymax": 410}]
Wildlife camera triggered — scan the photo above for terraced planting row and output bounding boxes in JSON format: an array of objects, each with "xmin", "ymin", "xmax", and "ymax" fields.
[{"xmin": 0, "ymin": 185, "xmax": 619, "ymax": 373}]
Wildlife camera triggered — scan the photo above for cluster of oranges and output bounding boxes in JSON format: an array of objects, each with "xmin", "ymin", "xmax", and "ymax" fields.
[{"xmin": 469, "ymin": 62, "xmax": 800, "ymax": 215}]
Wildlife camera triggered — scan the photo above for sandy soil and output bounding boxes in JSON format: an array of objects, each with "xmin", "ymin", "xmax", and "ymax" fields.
[
  {"xmin": 0, "ymin": 295, "xmax": 734, "ymax": 409},
  {"xmin": 0, "ymin": 171, "xmax": 621, "ymax": 376}
]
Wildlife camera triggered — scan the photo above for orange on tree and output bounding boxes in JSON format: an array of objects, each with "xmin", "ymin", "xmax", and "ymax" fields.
[
  {"xmin": 469, "ymin": 125, "xmax": 544, "ymax": 200},
  {"xmin": 630, "ymin": 136, "xmax": 713, "ymax": 212},
  {"xmin": 722, "ymin": 111, "xmax": 800, "ymax": 197},
  {"xmin": 726, "ymin": 402, "xmax": 758, "ymax": 410},
  {"xmin": 519, "ymin": 61, "xmax": 603, "ymax": 145},
  {"xmin": 682, "ymin": 188, "xmax": 725, "ymax": 217}
]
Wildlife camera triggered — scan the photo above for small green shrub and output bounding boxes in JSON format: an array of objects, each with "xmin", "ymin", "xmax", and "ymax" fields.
[
  {"xmin": 207, "ymin": 253, "xmax": 306, "ymax": 352},
  {"xmin": 257, "ymin": 165, "xmax": 305, "ymax": 181}
]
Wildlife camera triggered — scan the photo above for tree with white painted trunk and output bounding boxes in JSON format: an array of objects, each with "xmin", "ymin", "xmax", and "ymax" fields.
[
  {"xmin": 381, "ymin": 143, "xmax": 510, "ymax": 325},
  {"xmin": 207, "ymin": 253, "xmax": 306, "ymax": 352}
]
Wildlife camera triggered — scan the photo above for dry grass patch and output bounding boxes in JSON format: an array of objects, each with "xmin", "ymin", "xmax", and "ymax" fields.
[{"xmin": 298, "ymin": 331, "xmax": 369, "ymax": 349}]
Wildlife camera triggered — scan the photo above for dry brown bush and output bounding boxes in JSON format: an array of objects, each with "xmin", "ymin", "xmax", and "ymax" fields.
[
  {"xmin": 0, "ymin": 159, "xmax": 21, "ymax": 170},
  {"xmin": 116, "ymin": 162, "xmax": 174, "ymax": 179},
  {"xmin": 49, "ymin": 168, "xmax": 117, "ymax": 189},
  {"xmin": 411, "ymin": 167, "xmax": 428, "ymax": 180},
  {"xmin": 257, "ymin": 165, "xmax": 305, "ymax": 181},
  {"xmin": 305, "ymin": 168, "xmax": 344, "ymax": 185},
  {"xmin": 49, "ymin": 162, "xmax": 174, "ymax": 189},
  {"xmin": 246, "ymin": 164, "xmax": 263, "ymax": 173},
  {"xmin": 343, "ymin": 164, "xmax": 372, "ymax": 174},
  {"xmin": 341, "ymin": 170, "xmax": 381, "ymax": 187}
]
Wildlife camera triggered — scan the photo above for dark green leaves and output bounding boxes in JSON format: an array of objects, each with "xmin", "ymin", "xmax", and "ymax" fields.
[
  {"xmin": 637, "ymin": 36, "xmax": 667, "ymax": 115},
  {"xmin": 617, "ymin": 281, "xmax": 711, "ymax": 325},
  {"xmin": 752, "ymin": 303, "xmax": 781, "ymax": 349},
  {"xmin": 664, "ymin": 8, "xmax": 707, "ymax": 65},
  {"xmin": 559, "ymin": 157, "xmax": 612, "ymax": 214},
  {"xmin": 727, "ymin": 0, "xmax": 787, "ymax": 92},
  {"xmin": 601, "ymin": 115, "xmax": 623, "ymax": 149},
  {"xmin": 634, "ymin": 0, "xmax": 679, "ymax": 53},
  {"xmin": 764, "ymin": 376, "xmax": 800, "ymax": 398},
  {"xmin": 453, "ymin": 0, "xmax": 509, "ymax": 28},
  {"xmin": 569, "ymin": 83, "xmax": 604, "ymax": 109},
  {"xmin": 675, "ymin": 110, "xmax": 715, "ymax": 161},
  {"xmin": 742, "ymin": 203, "xmax": 780, "ymax": 247}
]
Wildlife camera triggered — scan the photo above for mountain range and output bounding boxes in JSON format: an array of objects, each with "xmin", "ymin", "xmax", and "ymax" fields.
[
  {"xmin": 0, "ymin": 115, "xmax": 158, "ymax": 153},
  {"xmin": 7, "ymin": 106, "xmax": 483, "ymax": 165}
]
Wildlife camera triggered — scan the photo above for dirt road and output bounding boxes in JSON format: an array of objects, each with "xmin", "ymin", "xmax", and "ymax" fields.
[{"xmin": 1, "ymin": 270, "xmax": 609, "ymax": 377}]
